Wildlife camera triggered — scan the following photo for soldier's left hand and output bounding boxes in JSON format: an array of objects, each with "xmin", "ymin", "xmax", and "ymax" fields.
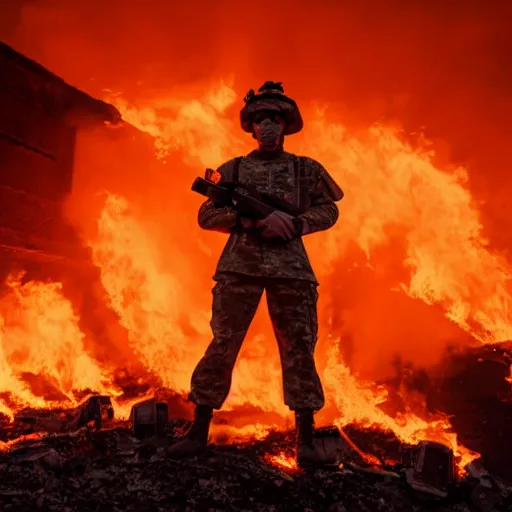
[{"xmin": 256, "ymin": 211, "xmax": 296, "ymax": 240}]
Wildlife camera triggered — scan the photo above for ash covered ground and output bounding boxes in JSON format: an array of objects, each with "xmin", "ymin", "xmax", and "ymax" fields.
[
  {"xmin": 0, "ymin": 423, "xmax": 510, "ymax": 512},
  {"xmin": 0, "ymin": 346, "xmax": 511, "ymax": 512}
]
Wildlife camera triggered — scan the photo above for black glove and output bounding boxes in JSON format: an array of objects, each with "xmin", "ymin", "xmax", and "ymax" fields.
[
  {"xmin": 255, "ymin": 211, "xmax": 300, "ymax": 241},
  {"xmin": 237, "ymin": 216, "xmax": 258, "ymax": 230}
]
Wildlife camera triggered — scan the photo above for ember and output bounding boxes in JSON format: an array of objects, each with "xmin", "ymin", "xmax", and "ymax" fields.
[{"xmin": 265, "ymin": 451, "xmax": 298, "ymax": 472}]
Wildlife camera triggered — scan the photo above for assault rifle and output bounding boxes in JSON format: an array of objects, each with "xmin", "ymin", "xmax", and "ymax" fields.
[{"xmin": 191, "ymin": 174, "xmax": 301, "ymax": 219}]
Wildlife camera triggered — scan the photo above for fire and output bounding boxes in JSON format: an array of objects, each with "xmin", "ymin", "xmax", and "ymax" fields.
[
  {"xmin": 265, "ymin": 451, "xmax": 298, "ymax": 472},
  {"xmin": 113, "ymin": 85, "xmax": 512, "ymax": 348},
  {"xmin": 211, "ymin": 423, "xmax": 276, "ymax": 443},
  {"xmin": 0, "ymin": 74, "xmax": 502, "ymax": 474},
  {"xmin": 0, "ymin": 52, "xmax": 508, "ymax": 473},
  {"xmin": 303, "ymin": 119, "xmax": 512, "ymax": 345},
  {"xmin": 113, "ymin": 82, "xmax": 243, "ymax": 167},
  {"xmin": 91, "ymin": 193, "xmax": 207, "ymax": 394},
  {"xmin": 0, "ymin": 275, "xmax": 119, "ymax": 419},
  {"xmin": 90, "ymin": 193, "xmax": 286, "ymax": 414},
  {"xmin": 97, "ymin": 82, "xmax": 502, "ymax": 467},
  {"xmin": 0, "ymin": 433, "xmax": 44, "ymax": 452},
  {"xmin": 324, "ymin": 341, "xmax": 479, "ymax": 467}
]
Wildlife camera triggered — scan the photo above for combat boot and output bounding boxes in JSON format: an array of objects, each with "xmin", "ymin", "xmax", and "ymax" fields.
[
  {"xmin": 167, "ymin": 405, "xmax": 213, "ymax": 458},
  {"xmin": 295, "ymin": 408, "xmax": 322, "ymax": 468}
]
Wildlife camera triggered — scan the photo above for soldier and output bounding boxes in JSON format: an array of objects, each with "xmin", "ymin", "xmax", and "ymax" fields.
[{"xmin": 168, "ymin": 81, "xmax": 343, "ymax": 467}]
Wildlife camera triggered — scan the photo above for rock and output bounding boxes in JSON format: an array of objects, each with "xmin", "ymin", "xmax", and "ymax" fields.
[
  {"xmin": 329, "ymin": 503, "xmax": 347, "ymax": 512},
  {"xmin": 36, "ymin": 494, "xmax": 45, "ymax": 509},
  {"xmin": 42, "ymin": 449, "xmax": 63, "ymax": 470},
  {"xmin": 469, "ymin": 484, "xmax": 502, "ymax": 512},
  {"xmin": 45, "ymin": 475, "xmax": 60, "ymax": 492},
  {"xmin": 87, "ymin": 469, "xmax": 114, "ymax": 482},
  {"xmin": 345, "ymin": 462, "xmax": 400, "ymax": 480}
]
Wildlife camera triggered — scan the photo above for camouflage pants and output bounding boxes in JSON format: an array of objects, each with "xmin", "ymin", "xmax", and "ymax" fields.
[{"xmin": 189, "ymin": 273, "xmax": 325, "ymax": 411}]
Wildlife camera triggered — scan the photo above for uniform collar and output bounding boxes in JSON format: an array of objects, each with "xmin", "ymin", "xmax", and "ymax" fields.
[{"xmin": 251, "ymin": 148, "xmax": 286, "ymax": 161}]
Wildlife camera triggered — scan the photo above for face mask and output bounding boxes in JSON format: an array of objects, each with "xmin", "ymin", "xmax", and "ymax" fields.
[{"xmin": 253, "ymin": 118, "xmax": 285, "ymax": 151}]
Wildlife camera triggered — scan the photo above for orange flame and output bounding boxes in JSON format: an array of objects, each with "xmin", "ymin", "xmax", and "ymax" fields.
[
  {"xmin": 2, "ymin": 2, "xmax": 510, "ymax": 479},
  {"xmin": 264, "ymin": 451, "xmax": 298, "ymax": 472},
  {"xmin": 0, "ymin": 275, "xmax": 120, "ymax": 418},
  {"xmin": 101, "ymin": 82, "xmax": 500, "ymax": 468},
  {"xmin": 112, "ymin": 84, "xmax": 512, "ymax": 347},
  {"xmin": 0, "ymin": 81, "xmax": 505, "ymax": 474}
]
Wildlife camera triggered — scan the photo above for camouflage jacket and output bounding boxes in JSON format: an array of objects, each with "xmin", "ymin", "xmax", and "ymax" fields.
[{"xmin": 198, "ymin": 150, "xmax": 339, "ymax": 283}]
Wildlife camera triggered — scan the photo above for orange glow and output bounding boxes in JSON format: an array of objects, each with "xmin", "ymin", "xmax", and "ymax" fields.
[
  {"xmin": 0, "ymin": 1, "xmax": 510, "ymax": 475},
  {"xmin": 0, "ymin": 275, "xmax": 120, "ymax": 418},
  {"xmin": 0, "ymin": 433, "xmax": 45, "ymax": 452},
  {"xmin": 264, "ymin": 451, "xmax": 298, "ymax": 472},
  {"xmin": 211, "ymin": 423, "xmax": 277, "ymax": 444}
]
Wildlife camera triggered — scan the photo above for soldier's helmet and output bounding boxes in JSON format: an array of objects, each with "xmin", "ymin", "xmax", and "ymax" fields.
[{"xmin": 240, "ymin": 81, "xmax": 303, "ymax": 136}]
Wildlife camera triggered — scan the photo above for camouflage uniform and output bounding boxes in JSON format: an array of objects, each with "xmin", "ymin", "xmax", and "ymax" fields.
[{"xmin": 189, "ymin": 149, "xmax": 339, "ymax": 411}]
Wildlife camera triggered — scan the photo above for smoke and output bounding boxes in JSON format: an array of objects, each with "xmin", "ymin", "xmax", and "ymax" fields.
[{"xmin": 3, "ymin": 0, "xmax": 511, "ymax": 220}]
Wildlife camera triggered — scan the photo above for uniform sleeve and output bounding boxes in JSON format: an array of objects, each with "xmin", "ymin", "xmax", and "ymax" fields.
[
  {"xmin": 198, "ymin": 200, "xmax": 237, "ymax": 233},
  {"xmin": 197, "ymin": 159, "xmax": 238, "ymax": 233},
  {"xmin": 298, "ymin": 160, "xmax": 339, "ymax": 235}
]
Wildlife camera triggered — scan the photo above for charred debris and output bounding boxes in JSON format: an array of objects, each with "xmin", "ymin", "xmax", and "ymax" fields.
[
  {"xmin": 0, "ymin": 412, "xmax": 510, "ymax": 512},
  {"xmin": 1, "ymin": 352, "xmax": 511, "ymax": 512}
]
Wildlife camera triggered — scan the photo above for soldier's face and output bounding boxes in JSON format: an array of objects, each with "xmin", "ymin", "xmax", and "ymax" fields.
[{"xmin": 252, "ymin": 111, "xmax": 286, "ymax": 151}]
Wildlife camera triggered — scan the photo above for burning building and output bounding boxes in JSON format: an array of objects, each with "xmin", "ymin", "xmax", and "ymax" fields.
[
  {"xmin": 0, "ymin": 41, "xmax": 150, "ymax": 399},
  {"xmin": 0, "ymin": 40, "xmax": 120, "ymax": 277}
]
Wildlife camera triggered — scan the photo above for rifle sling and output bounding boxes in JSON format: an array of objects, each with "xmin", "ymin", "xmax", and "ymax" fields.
[{"xmin": 295, "ymin": 156, "xmax": 308, "ymax": 214}]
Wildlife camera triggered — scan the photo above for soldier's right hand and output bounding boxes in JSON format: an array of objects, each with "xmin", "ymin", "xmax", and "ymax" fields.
[
  {"xmin": 240, "ymin": 217, "xmax": 257, "ymax": 230},
  {"xmin": 256, "ymin": 211, "xmax": 296, "ymax": 240}
]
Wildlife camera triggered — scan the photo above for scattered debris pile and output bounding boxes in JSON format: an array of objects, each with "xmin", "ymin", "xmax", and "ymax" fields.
[
  {"xmin": 0, "ymin": 412, "xmax": 510, "ymax": 512},
  {"xmin": 0, "ymin": 345, "xmax": 511, "ymax": 511}
]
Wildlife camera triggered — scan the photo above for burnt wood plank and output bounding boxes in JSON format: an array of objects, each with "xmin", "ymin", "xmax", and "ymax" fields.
[{"xmin": 0, "ymin": 138, "xmax": 69, "ymax": 198}]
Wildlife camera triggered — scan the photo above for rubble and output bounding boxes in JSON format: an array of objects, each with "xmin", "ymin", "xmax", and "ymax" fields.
[
  {"xmin": 72, "ymin": 395, "xmax": 115, "ymax": 430},
  {"xmin": 402, "ymin": 441, "xmax": 457, "ymax": 499},
  {"xmin": 465, "ymin": 459, "xmax": 511, "ymax": 512},
  {"xmin": 0, "ymin": 425, "xmax": 510, "ymax": 512},
  {"xmin": 312, "ymin": 426, "xmax": 345, "ymax": 466},
  {"xmin": 0, "ymin": 346, "xmax": 510, "ymax": 511},
  {"xmin": 11, "ymin": 395, "xmax": 116, "ymax": 438},
  {"xmin": 130, "ymin": 400, "xmax": 169, "ymax": 440}
]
